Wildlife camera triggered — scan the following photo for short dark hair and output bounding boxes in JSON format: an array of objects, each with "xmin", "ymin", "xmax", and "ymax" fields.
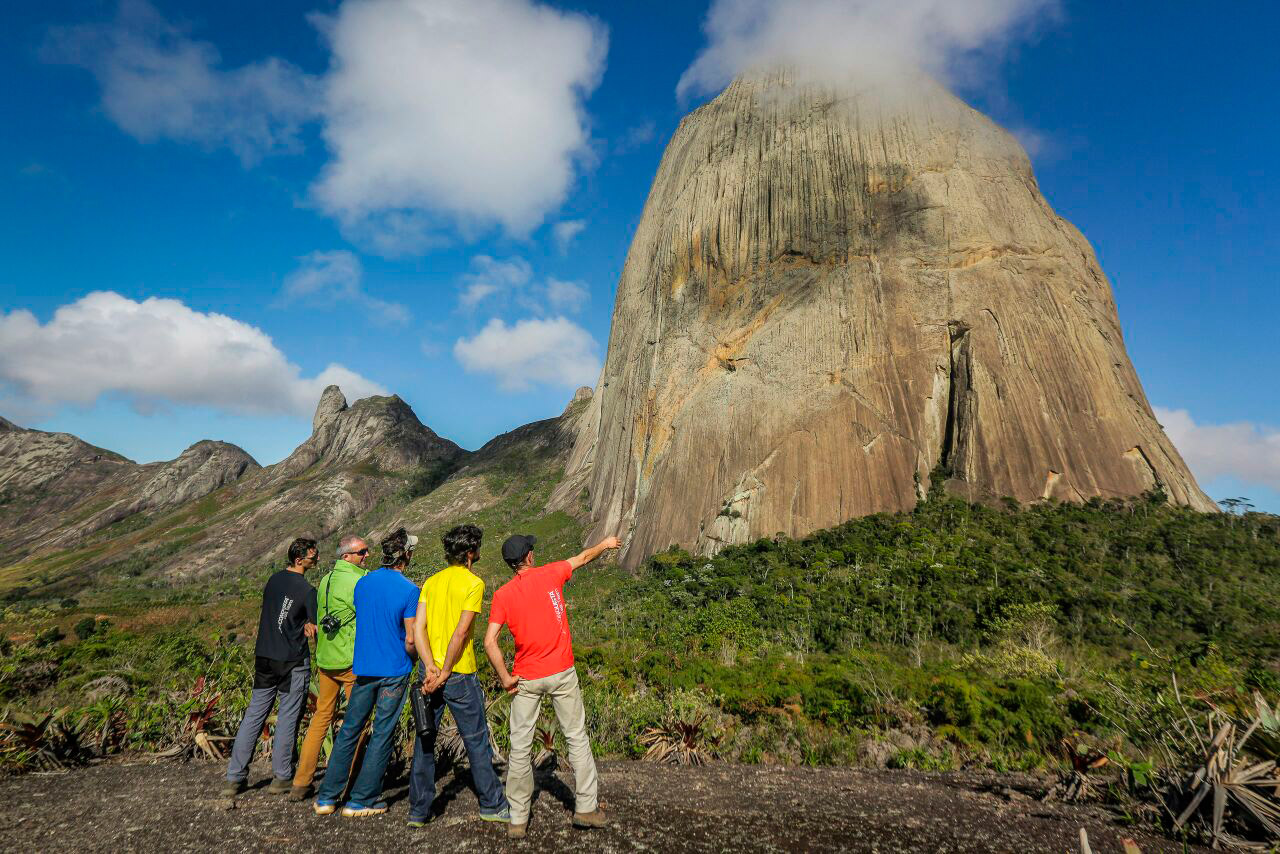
[
  {"xmin": 442, "ymin": 524, "xmax": 482, "ymax": 566},
  {"xmin": 288, "ymin": 537, "xmax": 317, "ymax": 565},
  {"xmin": 381, "ymin": 528, "xmax": 411, "ymax": 567}
]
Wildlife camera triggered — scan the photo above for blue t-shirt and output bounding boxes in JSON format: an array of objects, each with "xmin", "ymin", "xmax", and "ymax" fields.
[{"xmin": 352, "ymin": 568, "xmax": 420, "ymax": 678}]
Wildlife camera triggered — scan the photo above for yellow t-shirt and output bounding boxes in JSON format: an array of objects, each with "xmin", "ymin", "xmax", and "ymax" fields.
[{"xmin": 419, "ymin": 565, "xmax": 485, "ymax": 674}]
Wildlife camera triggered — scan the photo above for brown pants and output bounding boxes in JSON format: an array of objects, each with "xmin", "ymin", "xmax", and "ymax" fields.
[{"xmin": 292, "ymin": 667, "xmax": 368, "ymax": 789}]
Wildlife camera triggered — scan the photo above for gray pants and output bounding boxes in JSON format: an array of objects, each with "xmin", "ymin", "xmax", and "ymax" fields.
[
  {"xmin": 225, "ymin": 661, "xmax": 310, "ymax": 783},
  {"xmin": 507, "ymin": 665, "xmax": 598, "ymax": 823}
]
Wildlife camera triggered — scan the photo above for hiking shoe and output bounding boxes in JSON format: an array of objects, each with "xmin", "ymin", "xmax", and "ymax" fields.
[
  {"xmin": 313, "ymin": 799, "xmax": 337, "ymax": 816},
  {"xmin": 508, "ymin": 823, "xmax": 527, "ymax": 839},
  {"xmin": 288, "ymin": 785, "xmax": 314, "ymax": 802},
  {"xmin": 267, "ymin": 777, "xmax": 293, "ymax": 794},
  {"xmin": 406, "ymin": 816, "xmax": 431, "ymax": 828},
  {"xmin": 573, "ymin": 808, "xmax": 606, "ymax": 828},
  {"xmin": 341, "ymin": 801, "xmax": 389, "ymax": 817},
  {"xmin": 479, "ymin": 805, "xmax": 512, "ymax": 823},
  {"xmin": 219, "ymin": 780, "xmax": 246, "ymax": 798}
]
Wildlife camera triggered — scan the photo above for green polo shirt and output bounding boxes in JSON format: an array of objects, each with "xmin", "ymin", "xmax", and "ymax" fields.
[{"xmin": 315, "ymin": 559, "xmax": 367, "ymax": 670}]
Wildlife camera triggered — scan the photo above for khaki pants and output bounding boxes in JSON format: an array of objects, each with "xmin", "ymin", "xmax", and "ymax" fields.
[
  {"xmin": 292, "ymin": 667, "xmax": 368, "ymax": 789},
  {"xmin": 506, "ymin": 665, "xmax": 598, "ymax": 824}
]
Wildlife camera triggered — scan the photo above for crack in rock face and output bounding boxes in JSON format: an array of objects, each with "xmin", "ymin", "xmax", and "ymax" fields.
[{"xmin": 559, "ymin": 70, "xmax": 1213, "ymax": 570}]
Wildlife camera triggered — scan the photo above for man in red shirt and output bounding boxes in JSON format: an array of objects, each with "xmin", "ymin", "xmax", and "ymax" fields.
[{"xmin": 484, "ymin": 532, "xmax": 621, "ymax": 839}]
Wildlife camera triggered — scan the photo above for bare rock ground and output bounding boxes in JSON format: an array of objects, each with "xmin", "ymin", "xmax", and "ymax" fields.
[{"xmin": 0, "ymin": 760, "xmax": 1202, "ymax": 853}]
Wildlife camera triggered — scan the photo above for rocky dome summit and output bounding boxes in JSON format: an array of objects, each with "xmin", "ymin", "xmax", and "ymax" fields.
[{"xmin": 560, "ymin": 71, "xmax": 1212, "ymax": 569}]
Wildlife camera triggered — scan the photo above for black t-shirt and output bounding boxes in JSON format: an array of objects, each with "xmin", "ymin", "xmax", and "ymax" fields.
[{"xmin": 254, "ymin": 569, "xmax": 317, "ymax": 664}]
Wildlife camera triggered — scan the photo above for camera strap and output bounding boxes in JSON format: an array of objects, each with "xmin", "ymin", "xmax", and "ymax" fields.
[{"xmin": 322, "ymin": 573, "xmax": 355, "ymax": 629}]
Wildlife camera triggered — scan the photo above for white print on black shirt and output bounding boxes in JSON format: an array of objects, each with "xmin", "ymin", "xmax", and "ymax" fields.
[
  {"xmin": 277, "ymin": 596, "xmax": 294, "ymax": 633},
  {"xmin": 547, "ymin": 590, "xmax": 567, "ymax": 635}
]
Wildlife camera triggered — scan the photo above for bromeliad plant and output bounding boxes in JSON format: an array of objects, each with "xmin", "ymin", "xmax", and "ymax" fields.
[
  {"xmin": 640, "ymin": 712, "xmax": 713, "ymax": 766},
  {"xmin": 1168, "ymin": 695, "xmax": 1280, "ymax": 850},
  {"xmin": 149, "ymin": 676, "xmax": 230, "ymax": 761},
  {"xmin": 0, "ymin": 708, "xmax": 91, "ymax": 771}
]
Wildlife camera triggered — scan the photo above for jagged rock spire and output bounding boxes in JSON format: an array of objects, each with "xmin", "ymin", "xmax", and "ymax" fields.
[{"xmin": 313, "ymin": 385, "xmax": 348, "ymax": 432}]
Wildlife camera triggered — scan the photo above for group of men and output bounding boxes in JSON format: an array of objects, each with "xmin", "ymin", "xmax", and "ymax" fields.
[{"xmin": 221, "ymin": 522, "xmax": 621, "ymax": 838}]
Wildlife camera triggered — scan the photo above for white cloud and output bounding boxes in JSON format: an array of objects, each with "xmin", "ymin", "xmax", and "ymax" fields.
[
  {"xmin": 552, "ymin": 219, "xmax": 587, "ymax": 253},
  {"xmin": 0, "ymin": 292, "xmax": 385, "ymax": 418},
  {"xmin": 281, "ymin": 250, "xmax": 407, "ymax": 325},
  {"xmin": 546, "ymin": 278, "xmax": 589, "ymax": 313},
  {"xmin": 677, "ymin": 0, "xmax": 1057, "ymax": 100},
  {"xmin": 459, "ymin": 256, "xmax": 533, "ymax": 309},
  {"xmin": 618, "ymin": 121, "xmax": 656, "ymax": 151},
  {"xmin": 454, "ymin": 316, "xmax": 600, "ymax": 392},
  {"xmin": 1156, "ymin": 407, "xmax": 1280, "ymax": 492},
  {"xmin": 455, "ymin": 255, "xmax": 588, "ymax": 315},
  {"xmin": 47, "ymin": 0, "xmax": 607, "ymax": 254},
  {"xmin": 43, "ymin": 0, "xmax": 318, "ymax": 164},
  {"xmin": 311, "ymin": 0, "xmax": 608, "ymax": 251}
]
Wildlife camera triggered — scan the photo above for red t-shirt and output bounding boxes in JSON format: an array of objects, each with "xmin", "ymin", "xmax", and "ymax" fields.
[{"xmin": 489, "ymin": 560, "xmax": 575, "ymax": 680}]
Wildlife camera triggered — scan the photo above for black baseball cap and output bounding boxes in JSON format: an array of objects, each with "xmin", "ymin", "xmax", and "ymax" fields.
[{"xmin": 501, "ymin": 534, "xmax": 537, "ymax": 564}]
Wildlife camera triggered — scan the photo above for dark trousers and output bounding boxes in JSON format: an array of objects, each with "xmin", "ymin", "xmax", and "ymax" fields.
[
  {"xmin": 316, "ymin": 674, "xmax": 409, "ymax": 806},
  {"xmin": 408, "ymin": 671, "xmax": 508, "ymax": 820}
]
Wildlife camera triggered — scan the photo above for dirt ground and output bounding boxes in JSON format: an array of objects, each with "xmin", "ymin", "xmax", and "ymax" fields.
[{"xmin": 0, "ymin": 759, "xmax": 1202, "ymax": 853}]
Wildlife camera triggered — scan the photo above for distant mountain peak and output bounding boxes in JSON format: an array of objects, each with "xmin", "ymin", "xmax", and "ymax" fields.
[{"xmin": 275, "ymin": 386, "xmax": 461, "ymax": 479}]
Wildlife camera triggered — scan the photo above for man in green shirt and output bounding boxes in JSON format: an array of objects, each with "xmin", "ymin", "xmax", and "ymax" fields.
[{"xmin": 290, "ymin": 534, "xmax": 370, "ymax": 800}]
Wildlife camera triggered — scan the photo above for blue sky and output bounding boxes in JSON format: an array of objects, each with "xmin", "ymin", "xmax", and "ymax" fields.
[{"xmin": 1, "ymin": 0, "xmax": 1277, "ymax": 512}]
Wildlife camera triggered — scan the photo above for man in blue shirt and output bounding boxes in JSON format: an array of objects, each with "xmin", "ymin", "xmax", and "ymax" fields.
[{"xmin": 315, "ymin": 528, "xmax": 436, "ymax": 817}]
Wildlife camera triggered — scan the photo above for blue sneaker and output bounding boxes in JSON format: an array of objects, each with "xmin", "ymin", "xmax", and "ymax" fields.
[
  {"xmin": 341, "ymin": 801, "xmax": 389, "ymax": 817},
  {"xmin": 313, "ymin": 799, "xmax": 337, "ymax": 816},
  {"xmin": 480, "ymin": 805, "xmax": 512, "ymax": 823}
]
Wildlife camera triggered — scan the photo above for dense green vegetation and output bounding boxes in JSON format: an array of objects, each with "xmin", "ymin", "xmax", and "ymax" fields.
[
  {"xmin": 569, "ymin": 490, "xmax": 1280, "ymax": 768},
  {"xmin": 2, "ymin": 490, "xmax": 1277, "ymax": 784}
]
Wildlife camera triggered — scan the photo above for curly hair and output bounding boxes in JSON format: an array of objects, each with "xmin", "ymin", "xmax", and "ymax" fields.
[
  {"xmin": 442, "ymin": 524, "xmax": 483, "ymax": 566},
  {"xmin": 381, "ymin": 528, "xmax": 412, "ymax": 567},
  {"xmin": 287, "ymin": 537, "xmax": 317, "ymax": 566}
]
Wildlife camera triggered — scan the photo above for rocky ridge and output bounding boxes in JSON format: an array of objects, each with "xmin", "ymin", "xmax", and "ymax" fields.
[{"xmin": 0, "ymin": 385, "xmax": 583, "ymax": 595}]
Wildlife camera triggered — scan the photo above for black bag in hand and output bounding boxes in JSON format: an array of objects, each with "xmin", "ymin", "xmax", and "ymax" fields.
[{"xmin": 409, "ymin": 681, "xmax": 434, "ymax": 739}]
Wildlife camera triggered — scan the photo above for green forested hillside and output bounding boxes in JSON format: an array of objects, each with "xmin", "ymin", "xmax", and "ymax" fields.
[{"xmin": 2, "ymin": 488, "xmax": 1277, "ymax": 778}]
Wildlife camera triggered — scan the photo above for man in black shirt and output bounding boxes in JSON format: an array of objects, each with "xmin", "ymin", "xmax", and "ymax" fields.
[{"xmin": 221, "ymin": 538, "xmax": 319, "ymax": 797}]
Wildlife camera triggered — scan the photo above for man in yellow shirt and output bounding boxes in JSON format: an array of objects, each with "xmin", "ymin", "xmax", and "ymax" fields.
[{"xmin": 407, "ymin": 523, "xmax": 510, "ymax": 826}]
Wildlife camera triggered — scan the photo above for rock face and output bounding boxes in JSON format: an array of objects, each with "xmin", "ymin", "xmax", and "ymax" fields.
[
  {"xmin": 135, "ymin": 441, "xmax": 260, "ymax": 510},
  {"xmin": 63, "ymin": 440, "xmax": 262, "ymax": 540},
  {"xmin": 0, "ymin": 420, "xmax": 130, "ymax": 494},
  {"xmin": 561, "ymin": 72, "xmax": 1213, "ymax": 570}
]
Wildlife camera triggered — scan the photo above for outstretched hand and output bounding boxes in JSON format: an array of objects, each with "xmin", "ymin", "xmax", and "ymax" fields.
[{"xmin": 600, "ymin": 535, "xmax": 622, "ymax": 551}]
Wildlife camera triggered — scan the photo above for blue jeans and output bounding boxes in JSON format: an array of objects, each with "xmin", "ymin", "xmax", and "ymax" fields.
[
  {"xmin": 408, "ymin": 672, "xmax": 508, "ymax": 820},
  {"xmin": 317, "ymin": 674, "xmax": 409, "ymax": 806}
]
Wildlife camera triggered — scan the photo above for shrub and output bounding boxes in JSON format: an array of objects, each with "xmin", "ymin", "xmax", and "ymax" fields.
[{"xmin": 73, "ymin": 618, "xmax": 98, "ymax": 642}]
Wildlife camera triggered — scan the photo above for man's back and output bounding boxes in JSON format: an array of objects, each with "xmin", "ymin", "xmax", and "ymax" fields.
[
  {"xmin": 315, "ymin": 559, "xmax": 365, "ymax": 670},
  {"xmin": 490, "ymin": 561, "xmax": 575, "ymax": 680},
  {"xmin": 352, "ymin": 568, "xmax": 418, "ymax": 678},
  {"xmin": 420, "ymin": 565, "xmax": 484, "ymax": 673},
  {"xmin": 255, "ymin": 569, "xmax": 316, "ymax": 663}
]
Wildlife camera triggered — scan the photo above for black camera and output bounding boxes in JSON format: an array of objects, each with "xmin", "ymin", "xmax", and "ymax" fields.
[{"xmin": 319, "ymin": 613, "xmax": 342, "ymax": 634}]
